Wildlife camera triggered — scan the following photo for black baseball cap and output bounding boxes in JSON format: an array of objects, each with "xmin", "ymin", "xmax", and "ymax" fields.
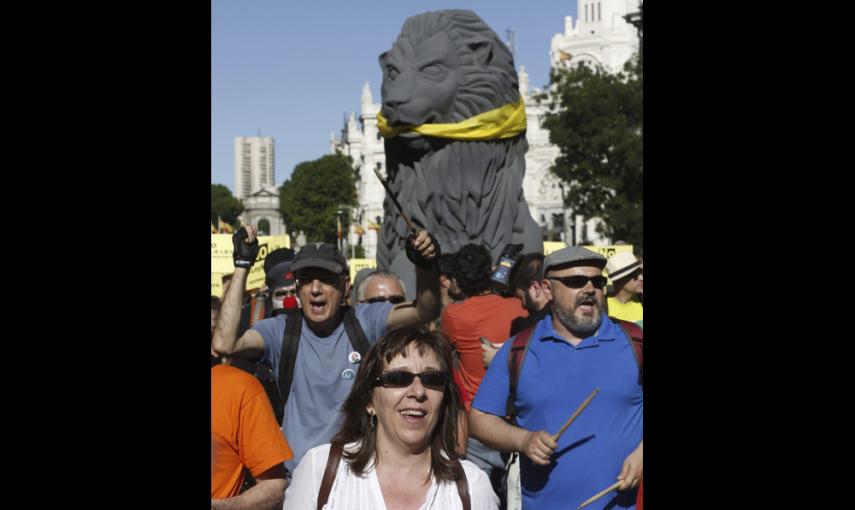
[{"xmin": 292, "ymin": 243, "xmax": 348, "ymax": 275}]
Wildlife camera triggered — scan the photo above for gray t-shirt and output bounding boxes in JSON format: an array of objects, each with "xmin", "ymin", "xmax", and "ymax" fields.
[{"xmin": 252, "ymin": 302, "xmax": 393, "ymax": 473}]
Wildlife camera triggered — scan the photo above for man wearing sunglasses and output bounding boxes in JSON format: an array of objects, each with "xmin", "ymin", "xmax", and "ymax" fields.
[
  {"xmin": 605, "ymin": 252, "xmax": 643, "ymax": 324},
  {"xmin": 356, "ymin": 270, "xmax": 407, "ymax": 305},
  {"xmin": 470, "ymin": 246, "xmax": 643, "ymax": 510},
  {"xmin": 213, "ymin": 225, "xmax": 441, "ymax": 477}
]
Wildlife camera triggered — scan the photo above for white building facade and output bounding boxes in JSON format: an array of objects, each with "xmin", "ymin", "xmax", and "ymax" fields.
[
  {"xmin": 234, "ymin": 136, "xmax": 276, "ymax": 200},
  {"xmin": 240, "ymin": 185, "xmax": 287, "ymax": 236},
  {"xmin": 332, "ymin": 1, "xmax": 640, "ymax": 258},
  {"xmin": 234, "ymin": 136, "xmax": 287, "ymax": 236}
]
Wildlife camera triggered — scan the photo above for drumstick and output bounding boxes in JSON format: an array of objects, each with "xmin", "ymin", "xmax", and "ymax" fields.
[
  {"xmin": 577, "ymin": 481, "xmax": 622, "ymax": 509},
  {"xmin": 373, "ymin": 167, "xmax": 418, "ymax": 235},
  {"xmin": 553, "ymin": 388, "xmax": 600, "ymax": 442}
]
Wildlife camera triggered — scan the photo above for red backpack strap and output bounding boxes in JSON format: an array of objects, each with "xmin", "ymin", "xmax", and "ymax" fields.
[
  {"xmin": 505, "ymin": 326, "xmax": 535, "ymax": 421},
  {"xmin": 317, "ymin": 442, "xmax": 344, "ymax": 509},
  {"xmin": 610, "ymin": 317, "xmax": 643, "ymax": 384}
]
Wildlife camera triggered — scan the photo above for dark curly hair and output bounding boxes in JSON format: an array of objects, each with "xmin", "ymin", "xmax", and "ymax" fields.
[
  {"xmin": 453, "ymin": 244, "xmax": 493, "ymax": 297},
  {"xmin": 331, "ymin": 325, "xmax": 464, "ymax": 483},
  {"xmin": 508, "ymin": 252, "xmax": 544, "ymax": 294}
]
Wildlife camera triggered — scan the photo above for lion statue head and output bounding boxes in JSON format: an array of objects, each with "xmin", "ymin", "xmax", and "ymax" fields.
[{"xmin": 376, "ymin": 10, "xmax": 542, "ymax": 296}]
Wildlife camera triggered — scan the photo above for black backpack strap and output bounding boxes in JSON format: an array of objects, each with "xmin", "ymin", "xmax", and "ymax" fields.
[
  {"xmin": 505, "ymin": 326, "xmax": 535, "ymax": 422},
  {"xmin": 453, "ymin": 459, "xmax": 471, "ymax": 510},
  {"xmin": 342, "ymin": 306, "xmax": 370, "ymax": 355},
  {"xmin": 279, "ymin": 311, "xmax": 303, "ymax": 409},
  {"xmin": 610, "ymin": 317, "xmax": 643, "ymax": 385},
  {"xmin": 317, "ymin": 442, "xmax": 344, "ymax": 509}
]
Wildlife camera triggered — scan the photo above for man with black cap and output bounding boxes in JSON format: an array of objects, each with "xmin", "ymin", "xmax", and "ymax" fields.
[
  {"xmin": 262, "ymin": 247, "xmax": 300, "ymax": 315},
  {"xmin": 468, "ymin": 246, "xmax": 643, "ymax": 510},
  {"xmin": 213, "ymin": 224, "xmax": 441, "ymax": 476}
]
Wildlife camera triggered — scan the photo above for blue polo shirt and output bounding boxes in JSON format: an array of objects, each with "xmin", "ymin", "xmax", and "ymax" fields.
[{"xmin": 472, "ymin": 314, "xmax": 643, "ymax": 510}]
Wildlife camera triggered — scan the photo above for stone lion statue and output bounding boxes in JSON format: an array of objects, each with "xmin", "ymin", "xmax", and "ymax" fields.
[{"xmin": 375, "ymin": 9, "xmax": 543, "ymax": 296}]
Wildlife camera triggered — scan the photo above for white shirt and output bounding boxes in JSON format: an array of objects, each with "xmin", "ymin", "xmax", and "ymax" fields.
[{"xmin": 284, "ymin": 443, "xmax": 499, "ymax": 510}]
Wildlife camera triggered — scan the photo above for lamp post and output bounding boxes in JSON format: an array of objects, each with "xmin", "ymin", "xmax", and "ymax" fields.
[
  {"xmin": 337, "ymin": 206, "xmax": 356, "ymax": 259},
  {"xmin": 558, "ymin": 182, "xmax": 576, "ymax": 246}
]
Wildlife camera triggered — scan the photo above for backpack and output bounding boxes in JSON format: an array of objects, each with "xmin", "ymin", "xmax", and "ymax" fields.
[
  {"xmin": 227, "ymin": 357, "xmax": 284, "ymax": 425},
  {"xmin": 278, "ymin": 307, "xmax": 371, "ymax": 411},
  {"xmin": 316, "ymin": 442, "xmax": 471, "ymax": 510},
  {"xmin": 505, "ymin": 316, "xmax": 643, "ymax": 420}
]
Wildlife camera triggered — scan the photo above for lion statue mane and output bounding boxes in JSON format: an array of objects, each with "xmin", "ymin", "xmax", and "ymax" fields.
[{"xmin": 376, "ymin": 10, "xmax": 543, "ymax": 296}]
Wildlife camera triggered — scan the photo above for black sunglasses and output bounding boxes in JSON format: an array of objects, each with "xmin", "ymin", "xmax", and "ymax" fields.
[
  {"xmin": 362, "ymin": 295, "xmax": 406, "ymax": 304},
  {"xmin": 374, "ymin": 370, "xmax": 449, "ymax": 391},
  {"xmin": 548, "ymin": 275, "xmax": 608, "ymax": 290}
]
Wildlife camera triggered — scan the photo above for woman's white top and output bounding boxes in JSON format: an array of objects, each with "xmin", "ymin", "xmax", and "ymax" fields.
[{"xmin": 283, "ymin": 442, "xmax": 499, "ymax": 510}]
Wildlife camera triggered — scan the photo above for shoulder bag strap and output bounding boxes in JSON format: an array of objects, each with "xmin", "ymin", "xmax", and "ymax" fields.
[{"xmin": 317, "ymin": 442, "xmax": 344, "ymax": 509}]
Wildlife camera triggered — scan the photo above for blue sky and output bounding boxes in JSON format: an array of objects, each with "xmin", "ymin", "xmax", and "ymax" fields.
[{"xmin": 211, "ymin": 0, "xmax": 578, "ymax": 193}]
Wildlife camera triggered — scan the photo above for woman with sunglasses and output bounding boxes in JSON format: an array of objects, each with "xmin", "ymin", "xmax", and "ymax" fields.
[{"xmin": 284, "ymin": 325, "xmax": 498, "ymax": 509}]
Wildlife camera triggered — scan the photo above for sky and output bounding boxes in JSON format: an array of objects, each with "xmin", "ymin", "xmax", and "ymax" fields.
[{"xmin": 211, "ymin": 0, "xmax": 578, "ymax": 193}]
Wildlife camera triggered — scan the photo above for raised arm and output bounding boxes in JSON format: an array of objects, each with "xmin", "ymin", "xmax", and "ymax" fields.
[
  {"xmin": 387, "ymin": 229, "xmax": 441, "ymax": 330},
  {"xmin": 468, "ymin": 408, "xmax": 557, "ymax": 466},
  {"xmin": 211, "ymin": 226, "xmax": 265, "ymax": 359}
]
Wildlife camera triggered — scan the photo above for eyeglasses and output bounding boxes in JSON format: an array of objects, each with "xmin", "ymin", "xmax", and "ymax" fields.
[
  {"xmin": 374, "ymin": 370, "xmax": 449, "ymax": 391},
  {"xmin": 547, "ymin": 275, "xmax": 608, "ymax": 290},
  {"xmin": 362, "ymin": 295, "xmax": 406, "ymax": 304}
]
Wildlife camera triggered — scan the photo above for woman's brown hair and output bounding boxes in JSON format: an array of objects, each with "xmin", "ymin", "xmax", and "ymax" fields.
[{"xmin": 331, "ymin": 324, "xmax": 464, "ymax": 483}]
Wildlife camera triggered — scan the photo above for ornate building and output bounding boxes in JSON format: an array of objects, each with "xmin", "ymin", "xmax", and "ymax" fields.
[
  {"xmin": 240, "ymin": 185, "xmax": 287, "ymax": 236},
  {"xmin": 234, "ymin": 136, "xmax": 287, "ymax": 236},
  {"xmin": 332, "ymin": 2, "xmax": 640, "ymax": 258}
]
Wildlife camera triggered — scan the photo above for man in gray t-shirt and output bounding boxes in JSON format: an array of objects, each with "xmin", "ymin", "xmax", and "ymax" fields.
[{"xmin": 213, "ymin": 225, "xmax": 441, "ymax": 473}]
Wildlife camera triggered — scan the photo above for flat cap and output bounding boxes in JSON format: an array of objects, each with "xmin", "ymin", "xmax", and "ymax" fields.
[{"xmin": 543, "ymin": 246, "xmax": 607, "ymax": 274}]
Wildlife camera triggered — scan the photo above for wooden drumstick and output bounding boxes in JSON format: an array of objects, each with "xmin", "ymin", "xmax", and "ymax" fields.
[
  {"xmin": 553, "ymin": 388, "xmax": 600, "ymax": 442},
  {"xmin": 577, "ymin": 481, "xmax": 622, "ymax": 509}
]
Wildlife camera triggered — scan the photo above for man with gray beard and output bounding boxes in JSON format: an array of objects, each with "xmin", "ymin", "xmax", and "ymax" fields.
[{"xmin": 469, "ymin": 246, "xmax": 643, "ymax": 510}]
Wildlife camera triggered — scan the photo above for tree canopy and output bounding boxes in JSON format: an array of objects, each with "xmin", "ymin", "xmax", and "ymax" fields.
[
  {"xmin": 211, "ymin": 184, "xmax": 244, "ymax": 227},
  {"xmin": 279, "ymin": 153, "xmax": 357, "ymax": 244},
  {"xmin": 541, "ymin": 55, "xmax": 642, "ymax": 247}
]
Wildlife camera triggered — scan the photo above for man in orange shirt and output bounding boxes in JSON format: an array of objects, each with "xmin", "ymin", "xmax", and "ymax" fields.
[
  {"xmin": 440, "ymin": 244, "xmax": 527, "ymax": 499},
  {"xmin": 212, "ymin": 362, "xmax": 293, "ymax": 509}
]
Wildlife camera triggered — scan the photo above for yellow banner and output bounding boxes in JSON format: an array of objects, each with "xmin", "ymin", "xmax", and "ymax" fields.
[
  {"xmin": 348, "ymin": 258, "xmax": 377, "ymax": 282},
  {"xmin": 542, "ymin": 242, "xmax": 568, "ymax": 256},
  {"xmin": 581, "ymin": 245, "xmax": 634, "ymax": 260},
  {"xmin": 211, "ymin": 234, "xmax": 291, "ymax": 291}
]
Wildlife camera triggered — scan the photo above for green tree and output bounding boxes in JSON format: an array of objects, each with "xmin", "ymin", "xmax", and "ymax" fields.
[
  {"xmin": 279, "ymin": 153, "xmax": 358, "ymax": 244},
  {"xmin": 211, "ymin": 184, "xmax": 244, "ymax": 227},
  {"xmin": 541, "ymin": 55, "xmax": 643, "ymax": 247}
]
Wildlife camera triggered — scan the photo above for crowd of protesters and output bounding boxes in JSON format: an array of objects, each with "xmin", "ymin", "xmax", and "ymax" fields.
[{"xmin": 211, "ymin": 224, "xmax": 643, "ymax": 510}]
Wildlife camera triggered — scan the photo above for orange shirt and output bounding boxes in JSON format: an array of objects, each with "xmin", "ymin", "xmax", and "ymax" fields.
[
  {"xmin": 211, "ymin": 364, "xmax": 293, "ymax": 498},
  {"xmin": 441, "ymin": 294, "xmax": 528, "ymax": 408}
]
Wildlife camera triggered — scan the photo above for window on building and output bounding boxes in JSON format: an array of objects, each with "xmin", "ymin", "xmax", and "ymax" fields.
[
  {"xmin": 598, "ymin": 3, "xmax": 601, "ymax": 21},
  {"xmin": 258, "ymin": 219, "xmax": 270, "ymax": 236}
]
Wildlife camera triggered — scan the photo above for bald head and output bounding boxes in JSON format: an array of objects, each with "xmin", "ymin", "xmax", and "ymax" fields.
[{"xmin": 358, "ymin": 271, "xmax": 406, "ymax": 303}]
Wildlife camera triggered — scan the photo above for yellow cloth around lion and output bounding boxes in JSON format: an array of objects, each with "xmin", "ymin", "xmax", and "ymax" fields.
[{"xmin": 376, "ymin": 98, "xmax": 526, "ymax": 140}]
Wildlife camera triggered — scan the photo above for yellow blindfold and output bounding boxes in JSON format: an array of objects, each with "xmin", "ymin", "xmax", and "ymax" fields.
[{"xmin": 377, "ymin": 98, "xmax": 527, "ymax": 141}]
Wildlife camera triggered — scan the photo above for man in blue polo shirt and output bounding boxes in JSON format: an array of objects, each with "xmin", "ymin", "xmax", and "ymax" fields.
[{"xmin": 469, "ymin": 246, "xmax": 643, "ymax": 510}]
